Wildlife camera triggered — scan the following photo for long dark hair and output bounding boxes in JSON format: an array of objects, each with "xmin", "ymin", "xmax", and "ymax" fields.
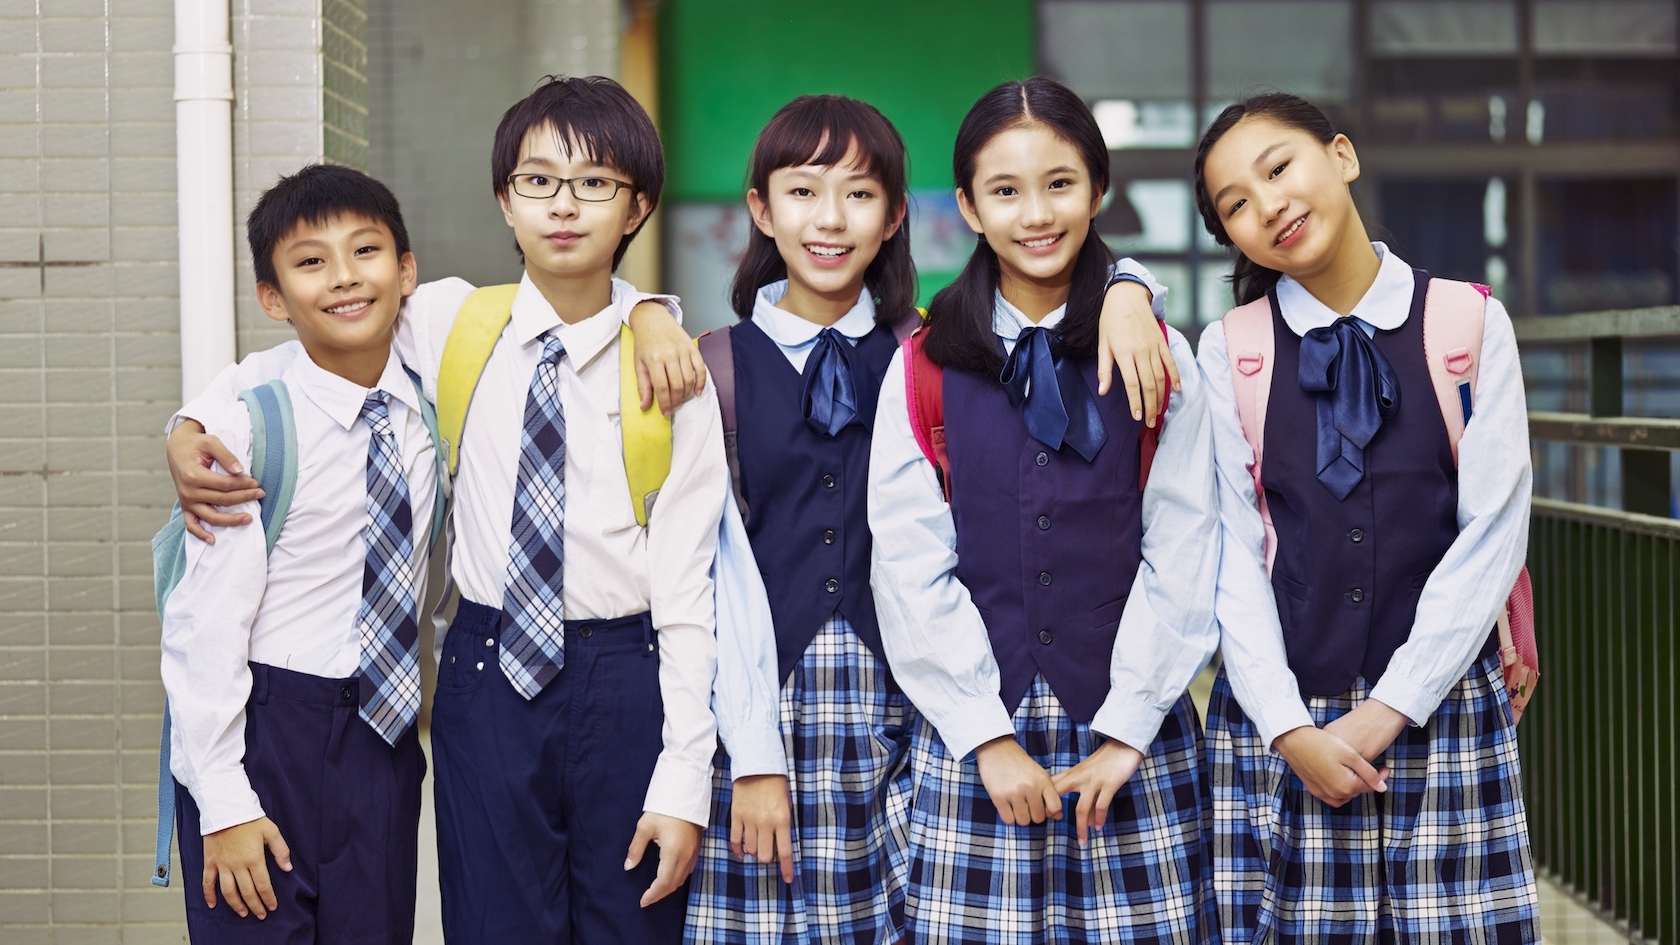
[
  {"xmin": 729, "ymin": 95, "xmax": 916, "ymax": 327},
  {"xmin": 1193, "ymin": 92, "xmax": 1339, "ymax": 306},
  {"xmin": 923, "ymin": 77, "xmax": 1115, "ymax": 376}
]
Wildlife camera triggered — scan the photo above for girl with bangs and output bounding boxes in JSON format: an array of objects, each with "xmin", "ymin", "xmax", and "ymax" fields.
[
  {"xmin": 687, "ymin": 93, "xmax": 1177, "ymax": 945},
  {"xmin": 868, "ymin": 77, "xmax": 1219, "ymax": 944}
]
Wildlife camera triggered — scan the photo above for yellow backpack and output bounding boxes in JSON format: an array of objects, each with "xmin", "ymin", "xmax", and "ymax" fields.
[{"xmin": 435, "ymin": 284, "xmax": 672, "ymax": 526}]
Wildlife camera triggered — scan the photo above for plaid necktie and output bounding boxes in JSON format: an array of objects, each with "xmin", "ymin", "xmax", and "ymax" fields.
[
  {"xmin": 499, "ymin": 331, "xmax": 568, "ymax": 699},
  {"xmin": 356, "ymin": 392, "xmax": 421, "ymax": 745}
]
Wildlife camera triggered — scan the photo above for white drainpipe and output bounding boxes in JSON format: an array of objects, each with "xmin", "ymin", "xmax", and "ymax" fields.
[{"xmin": 173, "ymin": 0, "xmax": 237, "ymax": 402}]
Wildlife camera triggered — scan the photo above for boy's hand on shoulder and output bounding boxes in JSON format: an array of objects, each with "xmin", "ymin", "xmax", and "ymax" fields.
[
  {"xmin": 1273, "ymin": 725, "xmax": 1390, "ymax": 808},
  {"xmin": 167, "ymin": 420, "xmax": 264, "ymax": 543},
  {"xmin": 1095, "ymin": 280, "xmax": 1181, "ymax": 428},
  {"xmin": 625, "ymin": 811, "xmax": 702, "ymax": 907},
  {"xmin": 1050, "ymin": 737, "xmax": 1145, "ymax": 847},
  {"xmin": 974, "ymin": 735, "xmax": 1063, "ymax": 827},
  {"xmin": 201, "ymin": 816, "xmax": 292, "ymax": 919},
  {"xmin": 629, "ymin": 300, "xmax": 707, "ymax": 417},
  {"xmin": 1323, "ymin": 699, "xmax": 1409, "ymax": 764},
  {"xmin": 729, "ymin": 774, "xmax": 795, "ymax": 883}
]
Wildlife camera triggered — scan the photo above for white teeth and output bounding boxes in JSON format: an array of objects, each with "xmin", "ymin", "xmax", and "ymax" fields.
[
  {"xmin": 808, "ymin": 245, "xmax": 848, "ymax": 257},
  {"xmin": 1021, "ymin": 235, "xmax": 1058, "ymax": 248},
  {"xmin": 326, "ymin": 301, "xmax": 367, "ymax": 314},
  {"xmin": 1279, "ymin": 217, "xmax": 1305, "ymax": 242}
]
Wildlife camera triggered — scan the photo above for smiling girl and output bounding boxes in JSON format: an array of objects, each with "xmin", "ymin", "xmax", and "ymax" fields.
[
  {"xmin": 867, "ymin": 78, "xmax": 1219, "ymax": 944},
  {"xmin": 1193, "ymin": 93, "xmax": 1537, "ymax": 943}
]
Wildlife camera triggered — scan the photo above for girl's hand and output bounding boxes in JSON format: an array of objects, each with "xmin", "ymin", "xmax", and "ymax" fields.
[
  {"xmin": 167, "ymin": 420, "xmax": 264, "ymax": 543},
  {"xmin": 625, "ymin": 811, "xmax": 703, "ymax": 907},
  {"xmin": 1051, "ymin": 737, "xmax": 1145, "ymax": 847},
  {"xmin": 729, "ymin": 774, "xmax": 795, "ymax": 883},
  {"xmin": 1323, "ymin": 699, "xmax": 1409, "ymax": 763},
  {"xmin": 1273, "ymin": 725, "xmax": 1390, "ymax": 808},
  {"xmin": 628, "ymin": 300, "xmax": 708, "ymax": 416},
  {"xmin": 1095, "ymin": 280, "xmax": 1181, "ymax": 428},
  {"xmin": 202, "ymin": 816, "xmax": 292, "ymax": 919},
  {"xmin": 974, "ymin": 735, "xmax": 1063, "ymax": 826}
]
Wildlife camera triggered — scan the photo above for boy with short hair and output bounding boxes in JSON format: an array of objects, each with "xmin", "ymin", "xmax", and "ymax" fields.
[
  {"xmin": 168, "ymin": 76, "xmax": 726, "ymax": 944},
  {"xmin": 160, "ymin": 163, "xmax": 436, "ymax": 943}
]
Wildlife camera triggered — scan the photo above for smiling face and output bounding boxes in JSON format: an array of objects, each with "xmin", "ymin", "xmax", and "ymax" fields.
[
  {"xmin": 497, "ymin": 122, "xmax": 652, "ymax": 281},
  {"xmin": 956, "ymin": 122, "xmax": 1102, "ymax": 294},
  {"xmin": 256, "ymin": 213, "xmax": 416, "ymax": 368},
  {"xmin": 747, "ymin": 141, "xmax": 904, "ymax": 318},
  {"xmin": 1201, "ymin": 115, "xmax": 1364, "ymax": 282}
]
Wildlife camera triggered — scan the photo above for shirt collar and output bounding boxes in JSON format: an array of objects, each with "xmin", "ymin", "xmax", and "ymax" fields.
[
  {"xmin": 991, "ymin": 290, "xmax": 1066, "ymax": 343},
  {"xmin": 509, "ymin": 272, "xmax": 633, "ymax": 370},
  {"xmin": 751, "ymin": 281, "xmax": 878, "ymax": 348},
  {"xmin": 290, "ymin": 345, "xmax": 422, "ymax": 432},
  {"xmin": 1275, "ymin": 242, "xmax": 1415, "ymax": 336}
]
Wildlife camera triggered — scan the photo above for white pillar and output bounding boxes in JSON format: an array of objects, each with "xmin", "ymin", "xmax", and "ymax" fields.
[{"xmin": 174, "ymin": 0, "xmax": 237, "ymax": 402}]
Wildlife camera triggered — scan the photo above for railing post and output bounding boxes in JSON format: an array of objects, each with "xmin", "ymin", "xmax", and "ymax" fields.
[{"xmin": 1593, "ymin": 336, "xmax": 1672, "ymax": 517}]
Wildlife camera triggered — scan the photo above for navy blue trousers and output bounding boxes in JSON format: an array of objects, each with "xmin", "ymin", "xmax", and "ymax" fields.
[
  {"xmin": 432, "ymin": 599, "xmax": 686, "ymax": 945},
  {"xmin": 175, "ymin": 662, "xmax": 425, "ymax": 945}
]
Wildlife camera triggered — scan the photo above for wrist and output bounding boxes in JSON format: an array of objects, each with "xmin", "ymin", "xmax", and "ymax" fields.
[{"xmin": 1105, "ymin": 274, "xmax": 1154, "ymax": 310}]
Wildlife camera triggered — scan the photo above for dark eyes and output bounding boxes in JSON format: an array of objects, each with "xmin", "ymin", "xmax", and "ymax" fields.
[
  {"xmin": 995, "ymin": 185, "xmax": 1018, "ymax": 196},
  {"xmin": 1270, "ymin": 161, "xmax": 1288, "ymax": 179},
  {"xmin": 297, "ymin": 256, "xmax": 323, "ymax": 267},
  {"xmin": 575, "ymin": 177, "xmax": 611, "ymax": 191},
  {"xmin": 1048, "ymin": 178, "xmax": 1073, "ymax": 190},
  {"xmin": 791, "ymin": 187, "xmax": 814, "ymax": 197}
]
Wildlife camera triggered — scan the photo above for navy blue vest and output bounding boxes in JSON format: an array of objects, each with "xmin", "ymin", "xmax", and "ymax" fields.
[
  {"xmin": 1263, "ymin": 271, "xmax": 1493, "ymax": 696},
  {"xmin": 943, "ymin": 357, "xmax": 1145, "ymax": 723},
  {"xmin": 732, "ymin": 319, "xmax": 896, "ymax": 681}
]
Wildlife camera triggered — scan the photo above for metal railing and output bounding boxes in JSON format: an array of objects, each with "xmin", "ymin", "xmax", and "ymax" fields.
[{"xmin": 1516, "ymin": 307, "xmax": 1680, "ymax": 944}]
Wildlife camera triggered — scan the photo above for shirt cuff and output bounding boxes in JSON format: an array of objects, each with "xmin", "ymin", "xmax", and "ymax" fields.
[
  {"xmin": 643, "ymin": 754, "xmax": 714, "ymax": 828},
  {"xmin": 1109, "ymin": 259, "xmax": 1169, "ymax": 320},
  {"xmin": 1367, "ymin": 674, "xmax": 1438, "ymax": 729},
  {"xmin": 1090, "ymin": 692, "xmax": 1169, "ymax": 754},
  {"xmin": 189, "ymin": 770, "xmax": 265, "ymax": 836},
  {"xmin": 1248, "ymin": 696, "xmax": 1317, "ymax": 749},
  {"xmin": 625, "ymin": 292, "xmax": 684, "ymax": 327},
  {"xmin": 723, "ymin": 726, "xmax": 788, "ymax": 781},
  {"xmin": 928, "ymin": 696, "xmax": 1017, "ymax": 762}
]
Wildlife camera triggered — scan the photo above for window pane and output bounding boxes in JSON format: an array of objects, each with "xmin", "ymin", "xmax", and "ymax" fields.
[
  {"xmin": 1101, "ymin": 179, "xmax": 1191, "ymax": 252},
  {"xmin": 1537, "ymin": 178, "xmax": 1678, "ymax": 313},
  {"xmin": 1369, "ymin": 1, "xmax": 1517, "ymax": 56},
  {"xmin": 1199, "ymin": 256, "xmax": 1238, "ymax": 323},
  {"xmin": 1379, "ymin": 179, "xmax": 1513, "ymax": 302},
  {"xmin": 1532, "ymin": 59, "xmax": 1678, "ymax": 141},
  {"xmin": 1040, "ymin": 0, "xmax": 1190, "ymax": 101},
  {"xmin": 1534, "ymin": 0, "xmax": 1677, "ymax": 55},
  {"xmin": 1207, "ymin": 1, "xmax": 1353, "ymax": 103},
  {"xmin": 1367, "ymin": 59, "xmax": 1520, "ymax": 142}
]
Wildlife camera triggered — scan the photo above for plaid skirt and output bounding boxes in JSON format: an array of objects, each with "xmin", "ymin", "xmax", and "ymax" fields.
[
  {"xmin": 685, "ymin": 616, "xmax": 916, "ymax": 945},
  {"xmin": 902, "ymin": 675, "xmax": 1214, "ymax": 945},
  {"xmin": 1206, "ymin": 653, "xmax": 1539, "ymax": 945}
]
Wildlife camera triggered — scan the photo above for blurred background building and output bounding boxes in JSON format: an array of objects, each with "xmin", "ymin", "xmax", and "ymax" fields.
[{"xmin": 0, "ymin": 0, "xmax": 1674, "ymax": 940}]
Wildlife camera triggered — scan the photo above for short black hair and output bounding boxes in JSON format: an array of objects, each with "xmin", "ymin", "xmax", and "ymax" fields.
[
  {"xmin": 491, "ymin": 75, "xmax": 665, "ymax": 269},
  {"xmin": 247, "ymin": 164, "xmax": 411, "ymax": 287}
]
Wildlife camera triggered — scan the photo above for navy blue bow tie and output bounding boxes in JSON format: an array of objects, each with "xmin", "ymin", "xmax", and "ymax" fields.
[
  {"xmin": 1298, "ymin": 316, "xmax": 1401, "ymax": 500},
  {"xmin": 998, "ymin": 326, "xmax": 1107, "ymax": 462},
  {"xmin": 800, "ymin": 328, "xmax": 870, "ymax": 437}
]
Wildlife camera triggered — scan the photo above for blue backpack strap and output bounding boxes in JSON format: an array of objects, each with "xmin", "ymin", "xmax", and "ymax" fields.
[
  {"xmin": 154, "ymin": 381, "xmax": 297, "ymax": 887},
  {"xmin": 404, "ymin": 367, "xmax": 449, "ymax": 553}
]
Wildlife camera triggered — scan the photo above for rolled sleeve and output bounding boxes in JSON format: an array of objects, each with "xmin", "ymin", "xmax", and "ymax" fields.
[{"xmin": 1111, "ymin": 257, "xmax": 1169, "ymax": 320}]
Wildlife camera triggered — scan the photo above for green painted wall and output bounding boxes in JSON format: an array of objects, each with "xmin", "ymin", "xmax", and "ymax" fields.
[{"xmin": 660, "ymin": 0, "xmax": 1037, "ymax": 201}]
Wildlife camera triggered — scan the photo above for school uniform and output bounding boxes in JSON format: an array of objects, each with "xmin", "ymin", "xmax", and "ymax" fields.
[
  {"xmin": 1196, "ymin": 243, "xmax": 1539, "ymax": 943},
  {"xmin": 178, "ymin": 276, "xmax": 727, "ymax": 945},
  {"xmin": 685, "ymin": 283, "xmax": 916, "ymax": 945},
  {"xmin": 161, "ymin": 348, "xmax": 437, "ymax": 944},
  {"xmin": 867, "ymin": 283, "xmax": 1221, "ymax": 945}
]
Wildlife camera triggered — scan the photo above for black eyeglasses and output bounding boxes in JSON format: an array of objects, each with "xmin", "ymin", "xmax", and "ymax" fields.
[{"xmin": 506, "ymin": 173, "xmax": 633, "ymax": 202}]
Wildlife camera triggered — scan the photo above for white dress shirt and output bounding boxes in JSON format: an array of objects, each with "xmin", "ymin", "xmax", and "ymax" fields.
[
  {"xmin": 1195, "ymin": 243, "xmax": 1533, "ymax": 746},
  {"xmin": 177, "ymin": 276, "xmax": 728, "ymax": 827},
  {"xmin": 866, "ymin": 288, "xmax": 1221, "ymax": 763},
  {"xmin": 161, "ymin": 348, "xmax": 438, "ymax": 835}
]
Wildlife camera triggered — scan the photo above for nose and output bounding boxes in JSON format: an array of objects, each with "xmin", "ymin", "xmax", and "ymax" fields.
[
  {"xmin": 813, "ymin": 187, "xmax": 845, "ymax": 231},
  {"xmin": 328, "ymin": 250, "xmax": 359, "ymax": 290},
  {"xmin": 1259, "ymin": 184, "xmax": 1290, "ymax": 229},
  {"xmin": 547, "ymin": 184, "xmax": 580, "ymax": 219},
  {"xmin": 1021, "ymin": 188, "xmax": 1054, "ymax": 228}
]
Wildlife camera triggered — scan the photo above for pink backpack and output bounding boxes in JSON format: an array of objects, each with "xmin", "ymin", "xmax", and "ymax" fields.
[{"xmin": 1222, "ymin": 279, "xmax": 1538, "ymax": 724}]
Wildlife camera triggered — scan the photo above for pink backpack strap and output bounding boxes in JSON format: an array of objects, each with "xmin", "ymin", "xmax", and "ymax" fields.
[
  {"xmin": 1421, "ymin": 279, "xmax": 1488, "ymax": 463},
  {"xmin": 1221, "ymin": 296, "xmax": 1278, "ymax": 574}
]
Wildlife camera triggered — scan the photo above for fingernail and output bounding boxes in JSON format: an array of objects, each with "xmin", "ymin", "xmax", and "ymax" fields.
[
  {"xmin": 624, "ymin": 859, "xmax": 634, "ymax": 870},
  {"xmin": 230, "ymin": 464, "xmax": 243, "ymax": 474}
]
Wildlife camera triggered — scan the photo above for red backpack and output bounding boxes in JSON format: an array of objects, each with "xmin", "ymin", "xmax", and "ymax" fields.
[{"xmin": 1221, "ymin": 279, "xmax": 1538, "ymax": 723}]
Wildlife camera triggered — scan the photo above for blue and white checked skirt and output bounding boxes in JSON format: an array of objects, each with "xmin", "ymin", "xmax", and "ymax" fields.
[
  {"xmin": 1206, "ymin": 653, "xmax": 1539, "ymax": 945},
  {"xmin": 902, "ymin": 675, "xmax": 1215, "ymax": 945},
  {"xmin": 685, "ymin": 616, "xmax": 916, "ymax": 945}
]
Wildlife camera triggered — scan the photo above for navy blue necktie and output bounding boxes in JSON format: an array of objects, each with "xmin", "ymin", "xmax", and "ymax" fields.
[
  {"xmin": 1298, "ymin": 316, "xmax": 1401, "ymax": 500},
  {"xmin": 998, "ymin": 326, "xmax": 1107, "ymax": 462},
  {"xmin": 801, "ymin": 328, "xmax": 864, "ymax": 438}
]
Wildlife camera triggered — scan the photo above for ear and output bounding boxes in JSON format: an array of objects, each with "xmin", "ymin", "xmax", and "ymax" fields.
[
  {"xmin": 398, "ymin": 251, "xmax": 418, "ymax": 297},
  {"xmin": 955, "ymin": 187, "xmax": 984, "ymax": 236},
  {"xmin": 883, "ymin": 196, "xmax": 907, "ymax": 242},
  {"xmin": 1332, "ymin": 133, "xmax": 1361, "ymax": 185},
  {"xmin": 1088, "ymin": 186, "xmax": 1105, "ymax": 222},
  {"xmin": 255, "ymin": 280, "xmax": 291, "ymax": 325},
  {"xmin": 747, "ymin": 188, "xmax": 776, "ymax": 239},
  {"xmin": 497, "ymin": 190, "xmax": 516, "ymax": 228},
  {"xmin": 622, "ymin": 190, "xmax": 653, "ymax": 236}
]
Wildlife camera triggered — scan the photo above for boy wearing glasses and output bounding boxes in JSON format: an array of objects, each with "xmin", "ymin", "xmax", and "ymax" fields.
[{"xmin": 166, "ymin": 76, "xmax": 725, "ymax": 944}]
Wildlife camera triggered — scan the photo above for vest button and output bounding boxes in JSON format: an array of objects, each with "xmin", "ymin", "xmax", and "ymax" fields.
[
  {"xmin": 1037, "ymin": 515, "xmax": 1050, "ymax": 530},
  {"xmin": 1349, "ymin": 528, "xmax": 1364, "ymax": 543},
  {"xmin": 1035, "ymin": 452, "xmax": 1049, "ymax": 466},
  {"xmin": 580, "ymin": 625, "xmax": 593, "ymax": 638},
  {"xmin": 1039, "ymin": 629, "xmax": 1054, "ymax": 645},
  {"xmin": 1038, "ymin": 571, "xmax": 1052, "ymax": 586},
  {"xmin": 825, "ymin": 578, "xmax": 839, "ymax": 593},
  {"xmin": 339, "ymin": 685, "xmax": 354, "ymax": 701},
  {"xmin": 1350, "ymin": 588, "xmax": 1365, "ymax": 603},
  {"xmin": 823, "ymin": 529, "xmax": 836, "ymax": 545},
  {"xmin": 822, "ymin": 474, "xmax": 836, "ymax": 488}
]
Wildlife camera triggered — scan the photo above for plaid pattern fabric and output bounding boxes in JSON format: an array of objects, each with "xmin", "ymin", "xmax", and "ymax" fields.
[
  {"xmin": 902, "ymin": 675, "xmax": 1214, "ymax": 945},
  {"xmin": 686, "ymin": 617, "xmax": 915, "ymax": 945},
  {"xmin": 1206, "ymin": 654, "xmax": 1539, "ymax": 945},
  {"xmin": 499, "ymin": 331, "xmax": 567, "ymax": 699},
  {"xmin": 355, "ymin": 392, "xmax": 421, "ymax": 745}
]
